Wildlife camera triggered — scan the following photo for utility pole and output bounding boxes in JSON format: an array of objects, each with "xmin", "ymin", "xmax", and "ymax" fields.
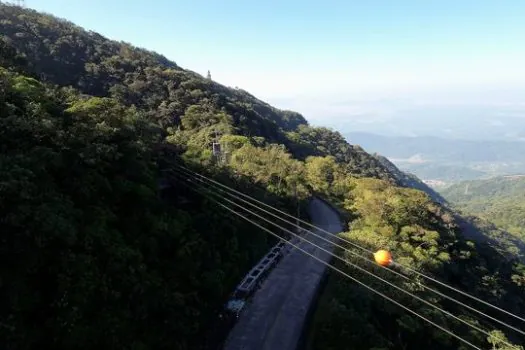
[
  {"xmin": 211, "ymin": 129, "xmax": 222, "ymax": 164},
  {"xmin": 294, "ymin": 183, "xmax": 300, "ymax": 232},
  {"xmin": 222, "ymin": 140, "xmax": 229, "ymax": 164}
]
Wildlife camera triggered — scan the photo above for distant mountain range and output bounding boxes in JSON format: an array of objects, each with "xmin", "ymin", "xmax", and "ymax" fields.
[
  {"xmin": 325, "ymin": 104, "xmax": 525, "ymax": 142},
  {"xmin": 346, "ymin": 132, "xmax": 525, "ymax": 161},
  {"xmin": 346, "ymin": 132, "xmax": 525, "ymax": 183}
]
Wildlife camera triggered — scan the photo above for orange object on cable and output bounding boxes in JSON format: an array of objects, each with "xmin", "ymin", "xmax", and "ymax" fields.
[{"xmin": 374, "ymin": 249, "xmax": 393, "ymax": 267}]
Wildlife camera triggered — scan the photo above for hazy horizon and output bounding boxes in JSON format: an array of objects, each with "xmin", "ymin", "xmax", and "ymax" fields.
[{"xmin": 24, "ymin": 0, "xmax": 525, "ymax": 136}]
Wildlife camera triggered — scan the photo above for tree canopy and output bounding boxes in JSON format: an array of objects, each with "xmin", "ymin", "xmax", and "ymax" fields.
[
  {"xmin": 440, "ymin": 177, "xmax": 525, "ymax": 243},
  {"xmin": 1, "ymin": 3, "xmax": 524, "ymax": 349}
]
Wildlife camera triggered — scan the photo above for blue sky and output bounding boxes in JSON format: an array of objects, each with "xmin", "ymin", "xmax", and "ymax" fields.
[{"xmin": 25, "ymin": 0, "xmax": 525, "ymax": 124}]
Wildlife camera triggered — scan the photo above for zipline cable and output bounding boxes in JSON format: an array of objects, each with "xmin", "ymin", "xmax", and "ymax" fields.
[
  {"xmin": 173, "ymin": 174, "xmax": 483, "ymax": 350},
  {"xmin": 170, "ymin": 163, "xmax": 525, "ymax": 324},
  {"xmin": 172, "ymin": 171, "xmax": 513, "ymax": 348},
  {"xmin": 169, "ymin": 166, "xmax": 525, "ymax": 338}
]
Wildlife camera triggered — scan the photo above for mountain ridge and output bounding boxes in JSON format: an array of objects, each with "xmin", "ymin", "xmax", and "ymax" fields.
[
  {"xmin": 2, "ymin": 4, "xmax": 524, "ymax": 349},
  {"xmin": 0, "ymin": 3, "xmax": 435, "ymax": 189}
]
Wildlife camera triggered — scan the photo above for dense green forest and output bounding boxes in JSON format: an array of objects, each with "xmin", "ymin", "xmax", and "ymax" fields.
[
  {"xmin": 306, "ymin": 174, "xmax": 525, "ymax": 349},
  {"xmin": 1, "ymin": 4, "xmax": 524, "ymax": 350},
  {"xmin": 440, "ymin": 177, "xmax": 525, "ymax": 243},
  {"xmin": 0, "ymin": 30, "xmax": 301, "ymax": 349},
  {"xmin": 0, "ymin": 4, "xmax": 399, "ymax": 182}
]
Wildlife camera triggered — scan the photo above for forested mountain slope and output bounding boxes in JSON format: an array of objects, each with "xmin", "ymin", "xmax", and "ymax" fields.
[
  {"xmin": 373, "ymin": 154, "xmax": 447, "ymax": 204},
  {"xmin": 1, "ymin": 4, "xmax": 524, "ymax": 350},
  {"xmin": 0, "ymin": 4, "xmax": 394, "ymax": 182},
  {"xmin": 440, "ymin": 176, "xmax": 525, "ymax": 243},
  {"xmin": 0, "ymin": 57, "xmax": 285, "ymax": 349}
]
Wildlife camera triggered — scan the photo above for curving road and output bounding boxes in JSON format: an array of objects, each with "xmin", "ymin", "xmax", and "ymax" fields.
[{"xmin": 223, "ymin": 197, "xmax": 343, "ymax": 350}]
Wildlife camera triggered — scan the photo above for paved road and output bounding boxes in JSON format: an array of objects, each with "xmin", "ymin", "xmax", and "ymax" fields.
[{"xmin": 223, "ymin": 197, "xmax": 343, "ymax": 350}]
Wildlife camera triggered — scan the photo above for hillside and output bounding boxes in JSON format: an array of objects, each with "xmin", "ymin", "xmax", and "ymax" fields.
[
  {"xmin": 0, "ymin": 4, "xmax": 398, "ymax": 183},
  {"xmin": 1, "ymin": 5, "xmax": 454, "ymax": 196},
  {"xmin": 403, "ymin": 163, "xmax": 488, "ymax": 183},
  {"xmin": 0, "ymin": 51, "xmax": 290, "ymax": 349},
  {"xmin": 1, "ymin": 4, "xmax": 524, "ymax": 350},
  {"xmin": 440, "ymin": 176, "xmax": 525, "ymax": 243},
  {"xmin": 372, "ymin": 154, "xmax": 447, "ymax": 204}
]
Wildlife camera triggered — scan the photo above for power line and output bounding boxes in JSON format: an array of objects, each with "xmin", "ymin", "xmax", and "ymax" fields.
[
  {"xmin": 171, "ymin": 163, "xmax": 525, "ymax": 325},
  {"xmin": 173, "ymin": 170, "xmax": 520, "ymax": 347},
  {"xmin": 173, "ymin": 175, "xmax": 483, "ymax": 350},
  {"xmin": 169, "ymin": 166, "xmax": 525, "ymax": 338}
]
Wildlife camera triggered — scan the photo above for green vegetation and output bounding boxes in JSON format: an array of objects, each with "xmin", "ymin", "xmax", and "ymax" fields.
[
  {"xmin": 0, "ymin": 53, "xmax": 299, "ymax": 350},
  {"xmin": 0, "ymin": 4, "xmax": 395, "ymax": 182},
  {"xmin": 309, "ymin": 177, "xmax": 525, "ymax": 349},
  {"xmin": 1, "ymin": 3, "xmax": 524, "ymax": 350},
  {"xmin": 373, "ymin": 154, "xmax": 447, "ymax": 204},
  {"xmin": 440, "ymin": 176, "xmax": 525, "ymax": 246}
]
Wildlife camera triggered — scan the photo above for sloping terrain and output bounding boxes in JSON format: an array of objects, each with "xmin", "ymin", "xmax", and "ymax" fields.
[
  {"xmin": 373, "ymin": 154, "xmax": 447, "ymax": 204},
  {"xmin": 1, "ymin": 4, "xmax": 524, "ymax": 349},
  {"xmin": 0, "ymin": 4, "xmax": 395, "ymax": 182},
  {"xmin": 440, "ymin": 176, "xmax": 525, "ymax": 245}
]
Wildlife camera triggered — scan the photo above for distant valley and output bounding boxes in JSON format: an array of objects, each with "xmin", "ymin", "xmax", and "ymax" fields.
[
  {"xmin": 320, "ymin": 104, "xmax": 525, "ymax": 142},
  {"xmin": 346, "ymin": 132, "xmax": 525, "ymax": 186}
]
